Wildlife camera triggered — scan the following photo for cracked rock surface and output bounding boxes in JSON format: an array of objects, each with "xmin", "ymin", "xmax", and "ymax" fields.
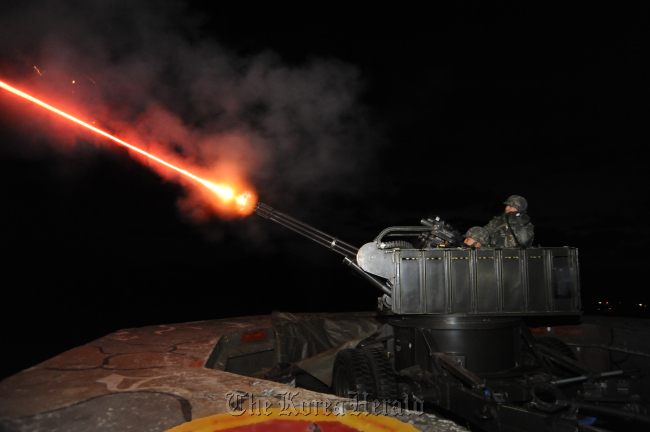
[{"xmin": 0, "ymin": 313, "xmax": 467, "ymax": 431}]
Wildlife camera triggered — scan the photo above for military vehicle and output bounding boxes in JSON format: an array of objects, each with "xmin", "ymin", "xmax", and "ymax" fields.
[{"xmin": 227, "ymin": 202, "xmax": 649, "ymax": 432}]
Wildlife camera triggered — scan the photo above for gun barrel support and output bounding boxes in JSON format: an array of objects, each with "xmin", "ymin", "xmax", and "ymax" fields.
[{"xmin": 343, "ymin": 257, "xmax": 392, "ymax": 296}]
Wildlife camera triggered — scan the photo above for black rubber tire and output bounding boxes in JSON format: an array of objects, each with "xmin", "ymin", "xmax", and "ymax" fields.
[
  {"xmin": 331, "ymin": 349, "xmax": 375, "ymax": 399},
  {"xmin": 361, "ymin": 347, "xmax": 398, "ymax": 402},
  {"xmin": 382, "ymin": 241, "xmax": 413, "ymax": 249},
  {"xmin": 536, "ymin": 337, "xmax": 577, "ymax": 360}
]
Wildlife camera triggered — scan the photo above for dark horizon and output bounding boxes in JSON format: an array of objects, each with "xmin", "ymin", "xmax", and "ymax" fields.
[{"xmin": 1, "ymin": 2, "xmax": 649, "ymax": 381}]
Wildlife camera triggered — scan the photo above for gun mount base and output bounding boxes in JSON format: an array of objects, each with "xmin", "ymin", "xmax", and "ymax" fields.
[{"xmin": 388, "ymin": 315, "xmax": 522, "ymax": 375}]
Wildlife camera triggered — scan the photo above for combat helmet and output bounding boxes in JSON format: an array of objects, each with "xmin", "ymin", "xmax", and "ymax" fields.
[
  {"xmin": 504, "ymin": 195, "xmax": 527, "ymax": 211},
  {"xmin": 463, "ymin": 226, "xmax": 490, "ymax": 246}
]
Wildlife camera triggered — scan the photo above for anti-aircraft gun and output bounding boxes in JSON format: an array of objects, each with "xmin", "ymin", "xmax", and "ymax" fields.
[{"xmin": 253, "ymin": 202, "xmax": 648, "ymax": 432}]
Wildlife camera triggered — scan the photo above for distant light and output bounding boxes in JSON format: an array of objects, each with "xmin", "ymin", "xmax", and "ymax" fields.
[
  {"xmin": 605, "ymin": 302, "xmax": 609, "ymax": 304},
  {"xmin": 598, "ymin": 302, "xmax": 601, "ymax": 304},
  {"xmin": 639, "ymin": 304, "xmax": 643, "ymax": 307}
]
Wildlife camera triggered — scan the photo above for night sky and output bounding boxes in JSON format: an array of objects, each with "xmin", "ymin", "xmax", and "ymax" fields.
[{"xmin": 1, "ymin": 2, "xmax": 649, "ymax": 380}]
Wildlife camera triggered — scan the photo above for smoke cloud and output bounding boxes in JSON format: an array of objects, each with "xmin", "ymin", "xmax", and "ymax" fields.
[{"xmin": 0, "ymin": 0, "xmax": 380, "ymax": 226}]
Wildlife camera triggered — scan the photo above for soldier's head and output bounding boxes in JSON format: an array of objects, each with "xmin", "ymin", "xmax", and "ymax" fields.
[
  {"xmin": 504, "ymin": 195, "xmax": 527, "ymax": 213},
  {"xmin": 463, "ymin": 226, "xmax": 489, "ymax": 247}
]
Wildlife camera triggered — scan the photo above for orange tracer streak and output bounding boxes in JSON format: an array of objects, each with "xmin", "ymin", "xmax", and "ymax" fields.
[{"xmin": 0, "ymin": 79, "xmax": 246, "ymax": 205}]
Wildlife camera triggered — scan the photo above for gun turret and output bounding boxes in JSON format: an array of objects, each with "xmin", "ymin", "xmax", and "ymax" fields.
[{"xmin": 254, "ymin": 202, "xmax": 580, "ymax": 316}]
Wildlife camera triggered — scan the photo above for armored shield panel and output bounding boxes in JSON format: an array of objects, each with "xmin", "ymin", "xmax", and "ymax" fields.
[{"xmin": 358, "ymin": 245, "xmax": 580, "ymax": 316}]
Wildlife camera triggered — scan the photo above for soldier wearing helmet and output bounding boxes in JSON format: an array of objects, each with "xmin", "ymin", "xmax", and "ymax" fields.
[
  {"xmin": 463, "ymin": 226, "xmax": 490, "ymax": 248},
  {"xmin": 484, "ymin": 195, "xmax": 534, "ymax": 247}
]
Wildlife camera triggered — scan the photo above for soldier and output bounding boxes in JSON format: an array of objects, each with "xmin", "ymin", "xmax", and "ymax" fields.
[
  {"xmin": 484, "ymin": 195, "xmax": 534, "ymax": 247},
  {"xmin": 463, "ymin": 226, "xmax": 490, "ymax": 248}
]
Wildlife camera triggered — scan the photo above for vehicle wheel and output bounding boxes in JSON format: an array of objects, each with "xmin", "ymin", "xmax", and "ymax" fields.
[
  {"xmin": 361, "ymin": 347, "xmax": 398, "ymax": 401},
  {"xmin": 332, "ymin": 349, "xmax": 375, "ymax": 399},
  {"xmin": 536, "ymin": 337, "xmax": 577, "ymax": 360},
  {"xmin": 381, "ymin": 241, "xmax": 413, "ymax": 249}
]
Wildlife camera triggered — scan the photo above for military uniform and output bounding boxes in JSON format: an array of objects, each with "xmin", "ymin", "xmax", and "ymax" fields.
[
  {"xmin": 484, "ymin": 212, "xmax": 534, "ymax": 247},
  {"xmin": 463, "ymin": 226, "xmax": 490, "ymax": 247}
]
